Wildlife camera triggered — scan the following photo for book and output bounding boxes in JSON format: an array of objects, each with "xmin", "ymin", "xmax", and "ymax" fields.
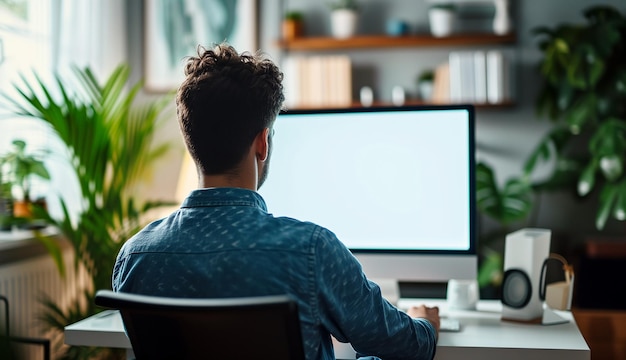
[
  {"xmin": 473, "ymin": 51, "xmax": 487, "ymax": 104},
  {"xmin": 487, "ymin": 50, "xmax": 509, "ymax": 104}
]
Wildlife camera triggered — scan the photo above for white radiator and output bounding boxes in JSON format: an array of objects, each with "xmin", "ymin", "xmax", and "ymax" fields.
[{"xmin": 0, "ymin": 239, "xmax": 90, "ymax": 359}]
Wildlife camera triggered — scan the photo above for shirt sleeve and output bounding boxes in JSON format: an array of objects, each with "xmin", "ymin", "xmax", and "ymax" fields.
[{"xmin": 313, "ymin": 227, "xmax": 437, "ymax": 360}]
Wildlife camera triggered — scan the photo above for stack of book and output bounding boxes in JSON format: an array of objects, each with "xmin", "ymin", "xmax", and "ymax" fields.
[
  {"xmin": 282, "ymin": 55, "xmax": 352, "ymax": 109},
  {"xmin": 432, "ymin": 50, "xmax": 510, "ymax": 105}
]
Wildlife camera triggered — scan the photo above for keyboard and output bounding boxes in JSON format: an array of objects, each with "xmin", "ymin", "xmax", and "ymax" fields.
[{"xmin": 440, "ymin": 318, "xmax": 461, "ymax": 332}]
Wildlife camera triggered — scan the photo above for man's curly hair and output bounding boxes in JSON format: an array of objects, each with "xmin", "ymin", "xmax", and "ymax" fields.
[{"xmin": 177, "ymin": 43, "xmax": 284, "ymax": 175}]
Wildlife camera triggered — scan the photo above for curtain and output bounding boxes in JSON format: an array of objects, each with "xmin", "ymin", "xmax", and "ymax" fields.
[{"xmin": 54, "ymin": 0, "xmax": 127, "ymax": 80}]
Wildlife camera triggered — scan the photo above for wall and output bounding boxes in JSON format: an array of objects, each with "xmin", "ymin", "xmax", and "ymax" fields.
[
  {"xmin": 127, "ymin": 0, "xmax": 626, "ymax": 252},
  {"xmin": 258, "ymin": 0, "xmax": 626, "ymax": 251}
]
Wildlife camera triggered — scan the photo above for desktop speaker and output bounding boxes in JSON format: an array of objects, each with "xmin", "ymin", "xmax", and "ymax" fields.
[{"xmin": 501, "ymin": 228, "xmax": 551, "ymax": 323}]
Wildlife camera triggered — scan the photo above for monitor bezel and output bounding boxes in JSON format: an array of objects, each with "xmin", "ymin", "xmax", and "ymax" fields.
[{"xmin": 276, "ymin": 104, "xmax": 477, "ymax": 259}]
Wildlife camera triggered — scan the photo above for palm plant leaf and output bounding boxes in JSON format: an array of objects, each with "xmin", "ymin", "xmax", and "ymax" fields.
[{"xmin": 2, "ymin": 64, "xmax": 175, "ymax": 359}]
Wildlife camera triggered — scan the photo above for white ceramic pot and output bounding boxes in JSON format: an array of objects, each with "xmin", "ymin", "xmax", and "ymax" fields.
[
  {"xmin": 331, "ymin": 9, "xmax": 358, "ymax": 39},
  {"xmin": 419, "ymin": 81, "xmax": 434, "ymax": 101},
  {"xmin": 428, "ymin": 8, "xmax": 455, "ymax": 37}
]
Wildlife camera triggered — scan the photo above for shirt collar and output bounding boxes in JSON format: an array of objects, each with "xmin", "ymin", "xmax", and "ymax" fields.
[{"xmin": 181, "ymin": 187, "xmax": 268, "ymax": 212}]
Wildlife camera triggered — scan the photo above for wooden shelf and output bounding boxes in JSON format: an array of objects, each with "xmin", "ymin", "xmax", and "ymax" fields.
[{"xmin": 276, "ymin": 32, "xmax": 516, "ymax": 51}]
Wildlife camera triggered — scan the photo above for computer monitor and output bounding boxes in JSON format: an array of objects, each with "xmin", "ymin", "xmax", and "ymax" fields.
[{"xmin": 259, "ymin": 105, "xmax": 477, "ymax": 295}]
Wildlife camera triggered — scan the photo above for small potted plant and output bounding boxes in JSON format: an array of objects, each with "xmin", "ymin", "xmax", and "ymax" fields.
[
  {"xmin": 328, "ymin": 0, "xmax": 359, "ymax": 39},
  {"xmin": 417, "ymin": 69, "xmax": 435, "ymax": 102},
  {"xmin": 0, "ymin": 139, "xmax": 50, "ymax": 222},
  {"xmin": 283, "ymin": 11, "xmax": 304, "ymax": 40},
  {"xmin": 428, "ymin": 3, "xmax": 457, "ymax": 37}
]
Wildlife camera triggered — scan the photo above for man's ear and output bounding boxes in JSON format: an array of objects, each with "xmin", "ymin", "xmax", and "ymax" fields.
[{"xmin": 255, "ymin": 127, "xmax": 270, "ymax": 162}]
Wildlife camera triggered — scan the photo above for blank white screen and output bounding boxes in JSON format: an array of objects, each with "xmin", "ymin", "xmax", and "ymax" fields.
[{"xmin": 259, "ymin": 107, "xmax": 472, "ymax": 252}]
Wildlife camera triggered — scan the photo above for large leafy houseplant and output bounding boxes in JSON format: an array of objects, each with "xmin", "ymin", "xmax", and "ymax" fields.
[
  {"xmin": 532, "ymin": 5, "xmax": 626, "ymax": 230},
  {"xmin": 3, "ymin": 65, "xmax": 174, "ymax": 359},
  {"xmin": 475, "ymin": 5, "xmax": 626, "ymax": 293}
]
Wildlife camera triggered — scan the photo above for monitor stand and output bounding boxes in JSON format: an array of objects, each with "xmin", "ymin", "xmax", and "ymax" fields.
[
  {"xmin": 542, "ymin": 307, "xmax": 569, "ymax": 325},
  {"xmin": 374, "ymin": 278, "xmax": 400, "ymax": 306}
]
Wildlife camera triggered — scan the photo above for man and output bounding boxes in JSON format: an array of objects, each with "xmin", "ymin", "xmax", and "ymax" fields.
[{"xmin": 113, "ymin": 43, "xmax": 439, "ymax": 360}]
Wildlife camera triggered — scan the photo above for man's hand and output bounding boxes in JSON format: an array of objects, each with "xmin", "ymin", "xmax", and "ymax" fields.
[{"xmin": 408, "ymin": 305, "xmax": 440, "ymax": 337}]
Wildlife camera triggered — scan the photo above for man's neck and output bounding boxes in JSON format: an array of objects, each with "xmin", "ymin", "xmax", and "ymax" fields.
[{"xmin": 199, "ymin": 173, "xmax": 256, "ymax": 191}]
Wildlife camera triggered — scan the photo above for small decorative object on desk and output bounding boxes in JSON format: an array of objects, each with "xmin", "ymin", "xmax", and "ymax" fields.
[
  {"xmin": 428, "ymin": 3, "xmax": 457, "ymax": 37},
  {"xmin": 328, "ymin": 0, "xmax": 359, "ymax": 38}
]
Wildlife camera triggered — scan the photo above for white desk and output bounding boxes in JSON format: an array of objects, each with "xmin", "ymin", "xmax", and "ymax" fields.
[{"xmin": 65, "ymin": 299, "xmax": 590, "ymax": 360}]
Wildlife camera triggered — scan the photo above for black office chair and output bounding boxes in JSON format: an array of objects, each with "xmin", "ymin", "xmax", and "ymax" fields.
[
  {"xmin": 0, "ymin": 295, "xmax": 51, "ymax": 360},
  {"xmin": 94, "ymin": 290, "xmax": 305, "ymax": 360}
]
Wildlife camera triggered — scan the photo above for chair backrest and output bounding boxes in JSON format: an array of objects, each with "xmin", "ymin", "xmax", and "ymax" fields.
[
  {"xmin": 94, "ymin": 290, "xmax": 305, "ymax": 360},
  {"xmin": 0, "ymin": 295, "xmax": 50, "ymax": 360}
]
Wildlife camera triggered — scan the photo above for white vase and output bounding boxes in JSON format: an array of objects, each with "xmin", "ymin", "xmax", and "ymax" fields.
[
  {"xmin": 331, "ymin": 9, "xmax": 358, "ymax": 39},
  {"xmin": 493, "ymin": 0, "xmax": 511, "ymax": 35},
  {"xmin": 428, "ymin": 9, "xmax": 455, "ymax": 37}
]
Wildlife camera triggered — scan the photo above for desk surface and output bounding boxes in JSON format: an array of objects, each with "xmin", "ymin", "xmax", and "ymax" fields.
[{"xmin": 65, "ymin": 299, "xmax": 590, "ymax": 360}]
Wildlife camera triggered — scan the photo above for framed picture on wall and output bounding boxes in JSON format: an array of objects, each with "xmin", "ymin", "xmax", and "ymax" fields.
[{"xmin": 144, "ymin": 0, "xmax": 257, "ymax": 93}]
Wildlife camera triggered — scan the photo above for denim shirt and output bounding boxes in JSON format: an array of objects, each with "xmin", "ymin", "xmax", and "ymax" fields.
[{"xmin": 113, "ymin": 188, "xmax": 436, "ymax": 360}]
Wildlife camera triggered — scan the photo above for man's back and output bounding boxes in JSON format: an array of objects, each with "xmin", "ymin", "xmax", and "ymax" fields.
[{"xmin": 113, "ymin": 188, "xmax": 436, "ymax": 360}]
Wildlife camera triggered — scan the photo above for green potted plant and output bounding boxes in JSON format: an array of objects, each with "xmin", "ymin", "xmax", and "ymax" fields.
[
  {"xmin": 475, "ymin": 162, "xmax": 534, "ymax": 296},
  {"xmin": 474, "ymin": 5, "xmax": 626, "ymax": 296},
  {"xmin": 327, "ymin": 0, "xmax": 359, "ymax": 38},
  {"xmin": 283, "ymin": 11, "xmax": 304, "ymax": 40},
  {"xmin": 0, "ymin": 139, "xmax": 50, "ymax": 223},
  {"xmin": 3, "ymin": 64, "xmax": 175, "ymax": 359},
  {"xmin": 530, "ymin": 5, "xmax": 626, "ymax": 230},
  {"xmin": 416, "ymin": 69, "xmax": 435, "ymax": 101}
]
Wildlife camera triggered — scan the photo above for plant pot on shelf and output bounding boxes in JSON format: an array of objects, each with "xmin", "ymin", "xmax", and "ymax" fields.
[
  {"xmin": 417, "ymin": 69, "xmax": 435, "ymax": 102},
  {"xmin": 428, "ymin": 5, "xmax": 456, "ymax": 37},
  {"xmin": 12, "ymin": 198, "xmax": 48, "ymax": 229},
  {"xmin": 282, "ymin": 12, "xmax": 304, "ymax": 40},
  {"xmin": 282, "ymin": 19, "xmax": 304, "ymax": 40},
  {"xmin": 419, "ymin": 81, "xmax": 434, "ymax": 102},
  {"xmin": 331, "ymin": 9, "xmax": 358, "ymax": 39}
]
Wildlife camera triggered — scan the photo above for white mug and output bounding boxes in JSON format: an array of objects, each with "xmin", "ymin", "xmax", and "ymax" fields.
[{"xmin": 447, "ymin": 279, "xmax": 479, "ymax": 310}]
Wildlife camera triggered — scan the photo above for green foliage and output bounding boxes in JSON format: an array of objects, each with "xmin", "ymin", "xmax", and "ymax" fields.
[
  {"xmin": 475, "ymin": 5, "xmax": 626, "ymax": 290},
  {"xmin": 327, "ymin": 0, "xmax": 359, "ymax": 11},
  {"xmin": 417, "ymin": 70, "xmax": 435, "ymax": 83},
  {"xmin": 476, "ymin": 162, "xmax": 533, "ymax": 225},
  {"xmin": 284, "ymin": 11, "xmax": 304, "ymax": 21},
  {"xmin": 532, "ymin": 5, "xmax": 626, "ymax": 229},
  {"xmin": 2, "ymin": 64, "xmax": 174, "ymax": 358},
  {"xmin": 0, "ymin": 139, "xmax": 50, "ymax": 202},
  {"xmin": 475, "ymin": 162, "xmax": 534, "ymax": 288},
  {"xmin": 429, "ymin": 3, "xmax": 457, "ymax": 12}
]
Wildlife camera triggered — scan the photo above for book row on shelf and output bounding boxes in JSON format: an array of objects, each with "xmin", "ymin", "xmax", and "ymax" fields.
[
  {"xmin": 433, "ymin": 50, "xmax": 511, "ymax": 105},
  {"xmin": 282, "ymin": 55, "xmax": 353, "ymax": 109},
  {"xmin": 281, "ymin": 50, "xmax": 511, "ymax": 109}
]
